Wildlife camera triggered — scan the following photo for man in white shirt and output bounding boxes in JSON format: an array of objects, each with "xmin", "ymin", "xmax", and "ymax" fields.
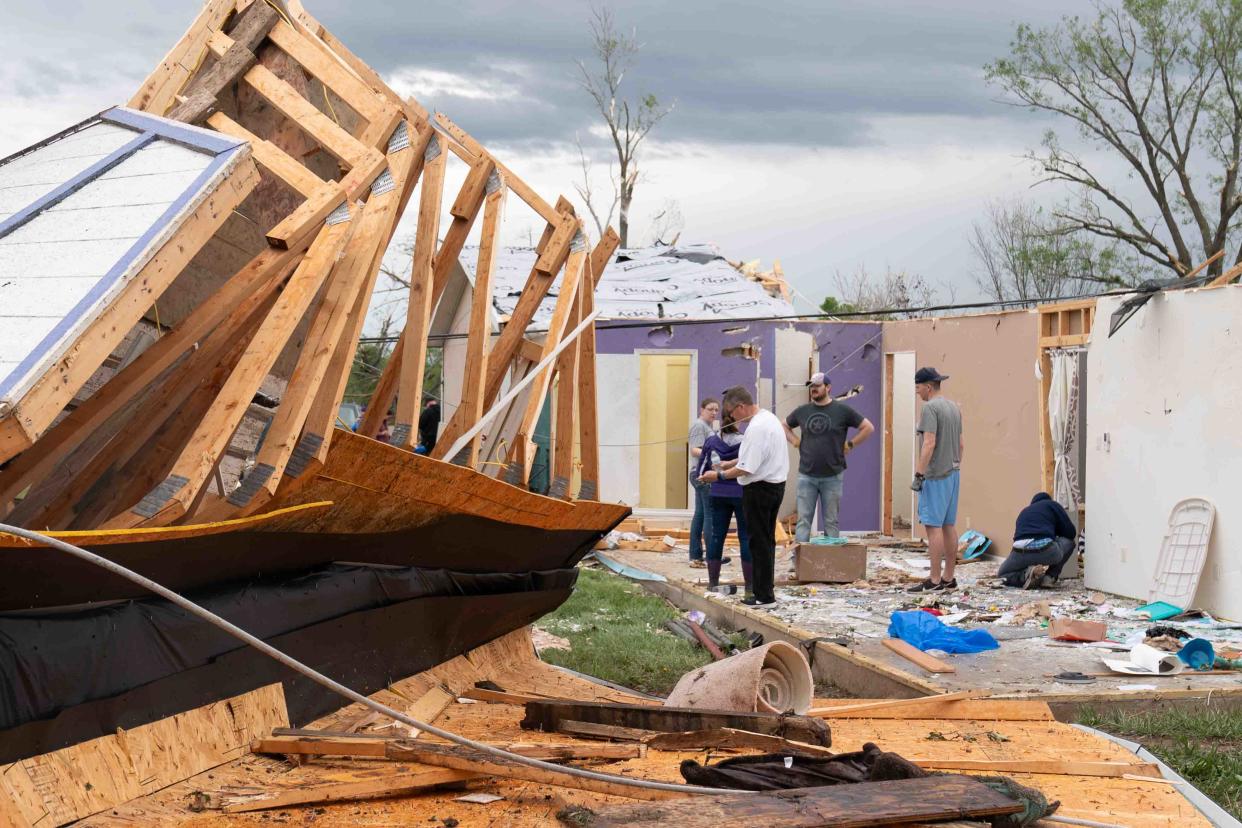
[{"xmin": 713, "ymin": 385, "xmax": 788, "ymax": 606}]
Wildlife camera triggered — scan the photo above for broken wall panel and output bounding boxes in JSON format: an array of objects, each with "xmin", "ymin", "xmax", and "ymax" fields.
[
  {"xmin": 883, "ymin": 310, "xmax": 1041, "ymax": 557},
  {"xmin": 1087, "ymin": 287, "xmax": 1242, "ymax": 620}
]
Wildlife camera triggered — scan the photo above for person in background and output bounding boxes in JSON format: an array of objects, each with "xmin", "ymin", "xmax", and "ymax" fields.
[
  {"xmin": 907, "ymin": 367, "xmax": 964, "ymax": 593},
  {"xmin": 687, "ymin": 398, "xmax": 720, "ymax": 568},
  {"xmin": 711, "ymin": 385, "xmax": 788, "ymax": 607},
  {"xmin": 784, "ymin": 372, "xmax": 874, "ymax": 549},
  {"xmin": 997, "ymin": 493, "xmax": 1078, "ymax": 589},
  {"xmin": 696, "ymin": 410, "xmax": 750, "ymax": 592},
  {"xmin": 418, "ymin": 395, "xmax": 440, "ymax": 454}
]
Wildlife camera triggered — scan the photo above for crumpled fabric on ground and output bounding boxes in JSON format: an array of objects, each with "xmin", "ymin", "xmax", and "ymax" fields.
[
  {"xmin": 679, "ymin": 742, "xmax": 1060, "ymax": 828},
  {"xmin": 889, "ymin": 609, "xmax": 1000, "ymax": 654}
]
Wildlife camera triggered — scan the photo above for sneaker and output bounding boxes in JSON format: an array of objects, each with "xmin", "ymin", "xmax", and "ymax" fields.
[
  {"xmin": 688, "ymin": 560, "xmax": 707, "ymax": 569},
  {"xmin": 742, "ymin": 596, "xmax": 776, "ymax": 607},
  {"xmin": 1022, "ymin": 566, "xmax": 1045, "ymax": 590},
  {"xmin": 938, "ymin": 578, "xmax": 958, "ymax": 591},
  {"xmin": 907, "ymin": 579, "xmax": 942, "ymax": 593},
  {"xmin": 1039, "ymin": 575, "xmax": 1058, "ymax": 589},
  {"xmin": 721, "ymin": 557, "xmax": 733, "ymax": 565}
]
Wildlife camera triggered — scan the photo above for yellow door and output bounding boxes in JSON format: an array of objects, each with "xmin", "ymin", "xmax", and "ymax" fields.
[{"xmin": 639, "ymin": 354, "xmax": 691, "ymax": 508}]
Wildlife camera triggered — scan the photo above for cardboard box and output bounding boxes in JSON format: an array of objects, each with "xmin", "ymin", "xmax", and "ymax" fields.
[
  {"xmin": 1048, "ymin": 618, "xmax": 1107, "ymax": 642},
  {"xmin": 795, "ymin": 541, "xmax": 867, "ymax": 583}
]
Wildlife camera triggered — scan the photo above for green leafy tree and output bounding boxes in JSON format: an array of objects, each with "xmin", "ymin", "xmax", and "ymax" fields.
[{"xmin": 987, "ymin": 0, "xmax": 1242, "ymax": 277}]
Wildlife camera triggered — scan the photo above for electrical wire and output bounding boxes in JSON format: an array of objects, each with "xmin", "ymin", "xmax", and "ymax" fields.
[{"xmin": 0, "ymin": 522, "xmax": 744, "ymax": 798}]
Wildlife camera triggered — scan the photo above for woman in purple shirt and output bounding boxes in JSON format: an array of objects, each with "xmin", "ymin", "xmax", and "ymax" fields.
[{"xmin": 696, "ymin": 413, "xmax": 752, "ymax": 594}]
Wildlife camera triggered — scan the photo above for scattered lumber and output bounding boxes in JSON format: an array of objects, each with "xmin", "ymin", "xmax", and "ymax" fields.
[
  {"xmin": 557, "ymin": 720, "xmax": 653, "ymax": 742},
  {"xmin": 521, "ymin": 699, "xmax": 832, "ymax": 747},
  {"xmin": 881, "ymin": 638, "xmax": 956, "ymax": 673},
  {"xmin": 913, "ymin": 759, "xmax": 1162, "ymax": 779},
  {"xmin": 572, "ymin": 775, "xmax": 1023, "ymax": 827},
  {"xmin": 252, "ymin": 734, "xmax": 643, "ymax": 762},
  {"xmin": 808, "ymin": 689, "xmax": 987, "ymax": 717},
  {"xmin": 216, "ymin": 767, "xmax": 480, "ymax": 813}
]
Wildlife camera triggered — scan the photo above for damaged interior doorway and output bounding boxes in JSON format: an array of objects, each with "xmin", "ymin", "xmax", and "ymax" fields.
[
  {"xmin": 638, "ymin": 352, "xmax": 692, "ymax": 509},
  {"xmin": 883, "ymin": 352, "xmax": 916, "ymax": 536}
]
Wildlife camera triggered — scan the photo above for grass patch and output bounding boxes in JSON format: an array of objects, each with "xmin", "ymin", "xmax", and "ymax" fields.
[
  {"xmin": 537, "ymin": 567, "xmax": 713, "ymax": 696},
  {"xmin": 1076, "ymin": 707, "xmax": 1242, "ymax": 819}
]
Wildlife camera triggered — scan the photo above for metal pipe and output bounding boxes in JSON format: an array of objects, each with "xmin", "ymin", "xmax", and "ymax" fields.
[{"xmin": 0, "ymin": 522, "xmax": 737, "ymax": 797}]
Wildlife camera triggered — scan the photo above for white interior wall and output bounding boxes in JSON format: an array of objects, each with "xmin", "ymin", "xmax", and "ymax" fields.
[
  {"xmin": 890, "ymin": 352, "xmax": 916, "ymax": 532},
  {"xmin": 774, "ymin": 328, "xmax": 815, "ymax": 518},
  {"xmin": 1087, "ymin": 287, "xmax": 1242, "ymax": 620},
  {"xmin": 598, "ymin": 352, "xmax": 640, "ymax": 505}
]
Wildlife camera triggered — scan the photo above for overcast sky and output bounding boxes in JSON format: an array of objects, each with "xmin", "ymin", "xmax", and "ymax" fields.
[{"xmin": 0, "ymin": 0, "xmax": 1092, "ymax": 307}]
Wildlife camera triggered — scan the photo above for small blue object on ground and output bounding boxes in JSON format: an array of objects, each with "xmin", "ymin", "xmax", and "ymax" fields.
[
  {"xmin": 1136, "ymin": 601, "xmax": 1182, "ymax": 621},
  {"xmin": 888, "ymin": 610, "xmax": 1000, "ymax": 654},
  {"xmin": 1177, "ymin": 638, "xmax": 1215, "ymax": 671}
]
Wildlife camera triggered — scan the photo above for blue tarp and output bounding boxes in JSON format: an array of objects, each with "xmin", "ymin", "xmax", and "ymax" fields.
[{"xmin": 888, "ymin": 610, "xmax": 999, "ymax": 654}]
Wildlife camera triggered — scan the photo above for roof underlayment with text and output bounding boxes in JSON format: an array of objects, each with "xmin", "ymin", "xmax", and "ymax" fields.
[{"xmin": 462, "ymin": 243, "xmax": 796, "ymax": 330}]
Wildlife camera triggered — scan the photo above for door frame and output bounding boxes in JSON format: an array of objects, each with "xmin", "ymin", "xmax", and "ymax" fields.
[
  {"xmin": 882, "ymin": 351, "xmax": 916, "ymax": 536},
  {"xmin": 635, "ymin": 349, "xmax": 699, "ymax": 510}
]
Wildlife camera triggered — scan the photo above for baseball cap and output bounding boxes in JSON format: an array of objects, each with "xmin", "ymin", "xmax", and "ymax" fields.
[
  {"xmin": 914, "ymin": 367, "xmax": 949, "ymax": 384},
  {"xmin": 805, "ymin": 372, "xmax": 829, "ymax": 387}
]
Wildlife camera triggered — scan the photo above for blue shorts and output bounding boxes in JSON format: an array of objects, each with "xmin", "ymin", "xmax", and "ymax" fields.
[{"xmin": 918, "ymin": 470, "xmax": 960, "ymax": 528}]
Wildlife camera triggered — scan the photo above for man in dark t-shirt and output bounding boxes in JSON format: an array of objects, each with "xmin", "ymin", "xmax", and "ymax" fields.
[
  {"xmin": 784, "ymin": 372, "xmax": 874, "ymax": 542},
  {"xmin": 418, "ymin": 396, "xmax": 440, "ymax": 453}
]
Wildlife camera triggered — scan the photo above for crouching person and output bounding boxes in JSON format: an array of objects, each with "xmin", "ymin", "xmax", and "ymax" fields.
[{"xmin": 997, "ymin": 493, "xmax": 1078, "ymax": 589}]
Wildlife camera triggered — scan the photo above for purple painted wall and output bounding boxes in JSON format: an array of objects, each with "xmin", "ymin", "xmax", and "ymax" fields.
[{"xmin": 595, "ymin": 319, "xmax": 883, "ymax": 531}]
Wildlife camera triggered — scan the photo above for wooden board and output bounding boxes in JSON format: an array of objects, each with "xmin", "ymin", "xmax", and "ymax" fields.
[
  {"xmin": 580, "ymin": 775, "xmax": 1023, "ymax": 827},
  {"xmin": 0, "ymin": 684, "xmax": 287, "ymax": 827},
  {"xmin": 882, "ymin": 638, "xmax": 956, "ymax": 673}
]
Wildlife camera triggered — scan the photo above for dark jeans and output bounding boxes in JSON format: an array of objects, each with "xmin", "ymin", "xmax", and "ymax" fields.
[
  {"xmin": 689, "ymin": 478, "xmax": 713, "ymax": 561},
  {"xmin": 742, "ymin": 480, "xmax": 785, "ymax": 603},
  {"xmin": 997, "ymin": 537, "xmax": 1076, "ymax": 586},
  {"xmin": 708, "ymin": 496, "xmax": 750, "ymax": 562}
]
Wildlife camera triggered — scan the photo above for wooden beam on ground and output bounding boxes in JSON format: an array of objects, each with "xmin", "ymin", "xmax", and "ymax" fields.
[
  {"xmin": 103, "ymin": 212, "xmax": 358, "ymax": 529},
  {"xmin": 912, "ymin": 758, "xmax": 1162, "ymax": 778},
  {"xmin": 458, "ymin": 687, "xmax": 553, "ymax": 705},
  {"xmin": 392, "ymin": 136, "xmax": 447, "ymax": 450},
  {"xmin": 0, "ymin": 156, "xmax": 260, "ymax": 467},
  {"xmin": 0, "ymin": 242, "xmax": 300, "ymax": 513},
  {"xmin": 250, "ymin": 734, "xmax": 642, "ymax": 762},
  {"xmin": 382, "ymin": 741, "xmax": 681, "ymax": 802},
  {"xmin": 434, "ymin": 180, "xmax": 505, "ymax": 466},
  {"xmin": 575, "ymin": 775, "xmax": 1023, "ymax": 827},
  {"xmin": 881, "ymin": 638, "xmax": 956, "ymax": 674},
  {"xmin": 218, "ymin": 768, "xmax": 480, "ymax": 813},
  {"xmin": 166, "ymin": 2, "xmax": 279, "ymax": 124},
  {"xmin": 508, "ymin": 240, "xmax": 586, "ymax": 486},
  {"xmin": 520, "ymin": 700, "xmax": 832, "ymax": 747},
  {"xmin": 557, "ymin": 720, "xmax": 652, "ymax": 742},
  {"xmin": 129, "ymin": 0, "xmax": 238, "ymax": 115},
  {"xmin": 808, "ymin": 690, "xmax": 987, "ymax": 717}
]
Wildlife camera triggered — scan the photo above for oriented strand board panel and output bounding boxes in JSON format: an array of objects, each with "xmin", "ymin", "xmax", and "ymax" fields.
[
  {"xmin": 0, "ymin": 683, "xmax": 288, "ymax": 827},
  {"xmin": 0, "ymin": 108, "xmax": 247, "ymax": 412}
]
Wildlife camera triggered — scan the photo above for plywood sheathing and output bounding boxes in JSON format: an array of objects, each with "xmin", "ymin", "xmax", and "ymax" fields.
[{"xmin": 74, "ymin": 627, "xmax": 1208, "ymax": 828}]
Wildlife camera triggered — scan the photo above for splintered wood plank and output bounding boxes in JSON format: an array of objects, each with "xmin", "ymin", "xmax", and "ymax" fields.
[
  {"xmin": 129, "ymin": 0, "xmax": 238, "ymax": 115},
  {"xmin": 103, "ymin": 213, "xmax": 358, "ymax": 528},
  {"xmin": 0, "ymin": 684, "xmax": 287, "ymax": 826},
  {"xmin": 549, "ymin": 277, "xmax": 581, "ymax": 497},
  {"xmin": 243, "ymin": 63, "xmax": 377, "ymax": 169},
  {"xmin": 0, "ymin": 244, "xmax": 299, "ymax": 514},
  {"xmin": 580, "ymin": 775, "xmax": 1022, "ymax": 827},
  {"xmin": 809, "ymin": 690, "xmax": 987, "ymax": 717},
  {"xmin": 219, "ymin": 767, "xmax": 480, "ymax": 813},
  {"xmin": 1, "ymin": 155, "xmax": 260, "ymax": 466},
  {"xmin": 644, "ymin": 728, "xmax": 835, "ymax": 756},
  {"xmin": 433, "ymin": 182, "xmax": 505, "ymax": 466},
  {"xmin": 166, "ymin": 2, "xmax": 280, "ymax": 124},
  {"xmin": 206, "ymin": 111, "xmax": 325, "ymax": 197},
  {"xmin": 510, "ymin": 242, "xmax": 586, "ymax": 485},
  {"xmin": 392, "ymin": 136, "xmax": 447, "ymax": 449},
  {"xmin": 882, "ymin": 638, "xmax": 956, "ymax": 673}
]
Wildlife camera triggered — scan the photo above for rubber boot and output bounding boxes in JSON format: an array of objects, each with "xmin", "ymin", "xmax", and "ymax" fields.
[
  {"xmin": 741, "ymin": 560, "xmax": 754, "ymax": 598},
  {"xmin": 707, "ymin": 559, "xmax": 722, "ymax": 587}
]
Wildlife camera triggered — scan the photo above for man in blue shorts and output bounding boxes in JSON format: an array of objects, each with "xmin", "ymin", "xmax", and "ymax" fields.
[{"xmin": 907, "ymin": 367, "xmax": 964, "ymax": 592}]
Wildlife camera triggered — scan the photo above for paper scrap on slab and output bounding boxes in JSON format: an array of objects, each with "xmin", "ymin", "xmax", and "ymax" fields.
[
  {"xmin": 1102, "ymin": 642, "xmax": 1184, "ymax": 675},
  {"xmin": 456, "ymin": 793, "xmax": 504, "ymax": 804}
]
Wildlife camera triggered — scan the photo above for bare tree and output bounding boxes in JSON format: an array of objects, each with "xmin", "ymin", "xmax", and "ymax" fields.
[
  {"xmin": 646, "ymin": 198, "xmax": 684, "ymax": 246},
  {"xmin": 970, "ymin": 198, "xmax": 1138, "ymax": 301},
  {"xmin": 986, "ymin": 0, "xmax": 1242, "ymax": 278},
  {"xmin": 573, "ymin": 134, "xmax": 618, "ymax": 239},
  {"xmin": 576, "ymin": 6, "xmax": 673, "ymax": 247},
  {"xmin": 822, "ymin": 266, "xmax": 944, "ymax": 318}
]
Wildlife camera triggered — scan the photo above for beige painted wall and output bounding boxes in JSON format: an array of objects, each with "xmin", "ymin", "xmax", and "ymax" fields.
[{"xmin": 883, "ymin": 310, "xmax": 1042, "ymax": 555}]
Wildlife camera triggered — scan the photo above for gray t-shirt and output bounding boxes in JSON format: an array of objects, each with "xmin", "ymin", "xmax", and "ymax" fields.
[
  {"xmin": 689, "ymin": 419, "xmax": 713, "ymax": 477},
  {"xmin": 917, "ymin": 397, "xmax": 962, "ymax": 479},
  {"xmin": 785, "ymin": 401, "xmax": 864, "ymax": 477}
]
